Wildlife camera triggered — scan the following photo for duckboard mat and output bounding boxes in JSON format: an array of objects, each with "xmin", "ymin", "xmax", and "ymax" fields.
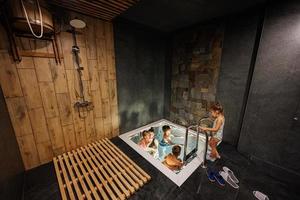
[{"xmin": 53, "ymin": 138, "xmax": 151, "ymax": 200}]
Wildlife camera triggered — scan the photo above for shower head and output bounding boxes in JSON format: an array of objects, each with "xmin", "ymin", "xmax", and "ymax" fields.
[{"xmin": 70, "ymin": 18, "xmax": 86, "ymax": 29}]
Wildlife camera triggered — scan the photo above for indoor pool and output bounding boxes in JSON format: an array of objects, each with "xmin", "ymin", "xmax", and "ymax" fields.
[{"xmin": 119, "ymin": 119, "xmax": 206, "ymax": 186}]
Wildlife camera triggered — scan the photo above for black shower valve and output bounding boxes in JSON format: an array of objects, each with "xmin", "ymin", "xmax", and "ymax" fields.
[{"xmin": 72, "ymin": 45, "xmax": 80, "ymax": 53}]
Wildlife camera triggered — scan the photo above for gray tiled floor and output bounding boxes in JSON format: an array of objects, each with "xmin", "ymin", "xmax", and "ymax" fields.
[{"xmin": 23, "ymin": 137, "xmax": 300, "ymax": 200}]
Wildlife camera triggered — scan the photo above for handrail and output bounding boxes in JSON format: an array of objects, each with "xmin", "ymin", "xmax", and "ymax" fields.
[
  {"xmin": 183, "ymin": 117, "xmax": 213, "ymax": 168},
  {"xmin": 200, "ymin": 130, "xmax": 209, "ymax": 168},
  {"xmin": 183, "ymin": 125, "xmax": 198, "ymax": 162}
]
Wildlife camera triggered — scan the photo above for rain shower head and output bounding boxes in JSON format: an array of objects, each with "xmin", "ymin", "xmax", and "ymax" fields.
[{"xmin": 70, "ymin": 18, "xmax": 86, "ymax": 29}]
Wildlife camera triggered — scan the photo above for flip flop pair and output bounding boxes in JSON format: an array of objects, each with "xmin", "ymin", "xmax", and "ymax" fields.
[
  {"xmin": 206, "ymin": 169, "xmax": 225, "ymax": 186},
  {"xmin": 219, "ymin": 166, "xmax": 239, "ymax": 189}
]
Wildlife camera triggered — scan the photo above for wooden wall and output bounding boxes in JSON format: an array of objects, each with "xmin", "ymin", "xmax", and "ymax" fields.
[{"xmin": 0, "ymin": 13, "xmax": 119, "ymax": 170}]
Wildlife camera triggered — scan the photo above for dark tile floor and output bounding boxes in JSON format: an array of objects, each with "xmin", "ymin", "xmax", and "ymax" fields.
[{"xmin": 23, "ymin": 137, "xmax": 300, "ymax": 200}]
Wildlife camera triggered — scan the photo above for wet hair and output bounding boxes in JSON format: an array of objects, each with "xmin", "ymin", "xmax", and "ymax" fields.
[
  {"xmin": 172, "ymin": 145, "xmax": 181, "ymax": 157},
  {"xmin": 142, "ymin": 130, "xmax": 150, "ymax": 138},
  {"xmin": 148, "ymin": 127, "xmax": 154, "ymax": 132},
  {"xmin": 162, "ymin": 125, "xmax": 171, "ymax": 133},
  {"xmin": 148, "ymin": 127, "xmax": 157, "ymax": 148},
  {"xmin": 210, "ymin": 102, "xmax": 223, "ymax": 114}
]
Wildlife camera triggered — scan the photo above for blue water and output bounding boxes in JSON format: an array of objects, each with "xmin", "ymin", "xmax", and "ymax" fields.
[{"xmin": 130, "ymin": 125, "xmax": 198, "ymax": 161}]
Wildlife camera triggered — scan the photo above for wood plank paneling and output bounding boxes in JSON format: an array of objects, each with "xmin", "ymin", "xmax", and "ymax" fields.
[
  {"xmin": 49, "ymin": 59, "xmax": 68, "ymax": 93},
  {"xmin": 18, "ymin": 68, "xmax": 42, "ymax": 109},
  {"xmin": 37, "ymin": 141, "xmax": 54, "ymax": 164},
  {"xmin": 108, "ymin": 79, "xmax": 118, "ymax": 106},
  {"xmin": 56, "ymin": 93, "xmax": 73, "ymax": 126},
  {"xmin": 94, "ymin": 117, "xmax": 104, "ymax": 139},
  {"xmin": 0, "ymin": 53, "xmax": 23, "ymax": 97},
  {"xmin": 17, "ymin": 134, "xmax": 40, "ymax": 169},
  {"xmin": 16, "ymin": 57, "xmax": 34, "ymax": 69},
  {"xmin": 6, "ymin": 97, "xmax": 33, "ymax": 137},
  {"xmin": 96, "ymin": 38, "xmax": 107, "ymax": 70},
  {"xmin": 88, "ymin": 59, "xmax": 100, "ymax": 91},
  {"xmin": 28, "ymin": 107, "xmax": 50, "ymax": 143},
  {"xmin": 62, "ymin": 124, "xmax": 77, "ymax": 151},
  {"xmin": 0, "ymin": 13, "xmax": 119, "ymax": 169},
  {"xmin": 111, "ymin": 105, "xmax": 120, "ymax": 137},
  {"xmin": 99, "ymin": 70, "xmax": 109, "ymax": 99},
  {"xmin": 92, "ymin": 89, "xmax": 103, "ymax": 118},
  {"xmin": 33, "ymin": 57, "xmax": 53, "ymax": 82},
  {"xmin": 102, "ymin": 98, "xmax": 112, "ymax": 125},
  {"xmin": 39, "ymin": 82, "xmax": 59, "ymax": 118},
  {"xmin": 60, "ymin": 32, "xmax": 74, "ymax": 70},
  {"xmin": 85, "ymin": 111, "xmax": 96, "ymax": 143},
  {"xmin": 85, "ymin": 17, "xmax": 97, "ymax": 59},
  {"xmin": 47, "ymin": 117, "xmax": 65, "ymax": 155}
]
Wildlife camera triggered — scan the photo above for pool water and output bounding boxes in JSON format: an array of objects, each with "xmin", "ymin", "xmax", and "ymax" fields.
[
  {"xmin": 120, "ymin": 119, "xmax": 206, "ymax": 185},
  {"xmin": 130, "ymin": 124, "xmax": 198, "ymax": 166}
]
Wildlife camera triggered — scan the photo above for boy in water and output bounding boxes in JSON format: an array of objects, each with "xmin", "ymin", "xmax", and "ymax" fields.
[
  {"xmin": 160, "ymin": 125, "xmax": 174, "ymax": 146},
  {"xmin": 200, "ymin": 103, "xmax": 225, "ymax": 160},
  {"xmin": 162, "ymin": 145, "xmax": 183, "ymax": 171}
]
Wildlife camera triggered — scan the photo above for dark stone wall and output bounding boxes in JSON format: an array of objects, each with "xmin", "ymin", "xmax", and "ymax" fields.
[
  {"xmin": 238, "ymin": 0, "xmax": 300, "ymax": 174},
  {"xmin": 114, "ymin": 19, "xmax": 168, "ymax": 133},
  {"xmin": 216, "ymin": 12, "xmax": 259, "ymax": 145},
  {"xmin": 170, "ymin": 24, "xmax": 224, "ymax": 126},
  {"xmin": 0, "ymin": 88, "xmax": 24, "ymax": 200}
]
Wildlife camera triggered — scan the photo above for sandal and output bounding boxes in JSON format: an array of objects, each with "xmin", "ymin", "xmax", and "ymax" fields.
[
  {"xmin": 253, "ymin": 191, "xmax": 269, "ymax": 200},
  {"xmin": 222, "ymin": 166, "xmax": 239, "ymax": 183},
  {"xmin": 219, "ymin": 171, "xmax": 239, "ymax": 189}
]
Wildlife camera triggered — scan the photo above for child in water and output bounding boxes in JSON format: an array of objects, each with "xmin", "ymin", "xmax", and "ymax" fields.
[
  {"xmin": 162, "ymin": 145, "xmax": 183, "ymax": 171},
  {"xmin": 160, "ymin": 125, "xmax": 174, "ymax": 146},
  {"xmin": 200, "ymin": 102, "xmax": 225, "ymax": 160},
  {"xmin": 138, "ymin": 130, "xmax": 152, "ymax": 150},
  {"xmin": 147, "ymin": 127, "xmax": 159, "ymax": 158}
]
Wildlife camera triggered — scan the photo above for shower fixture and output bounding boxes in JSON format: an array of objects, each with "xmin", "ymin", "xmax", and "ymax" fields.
[
  {"xmin": 70, "ymin": 18, "xmax": 93, "ymax": 118},
  {"xmin": 70, "ymin": 18, "xmax": 86, "ymax": 29}
]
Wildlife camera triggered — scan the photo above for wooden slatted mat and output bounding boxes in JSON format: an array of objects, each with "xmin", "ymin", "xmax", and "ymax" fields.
[{"xmin": 53, "ymin": 138, "xmax": 151, "ymax": 200}]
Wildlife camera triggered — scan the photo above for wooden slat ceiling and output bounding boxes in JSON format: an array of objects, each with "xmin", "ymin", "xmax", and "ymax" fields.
[{"xmin": 48, "ymin": 0, "xmax": 139, "ymax": 21}]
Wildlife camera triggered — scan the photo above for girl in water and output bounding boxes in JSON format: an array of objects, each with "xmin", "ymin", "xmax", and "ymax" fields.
[
  {"xmin": 147, "ymin": 127, "xmax": 159, "ymax": 158},
  {"xmin": 138, "ymin": 130, "xmax": 152, "ymax": 150}
]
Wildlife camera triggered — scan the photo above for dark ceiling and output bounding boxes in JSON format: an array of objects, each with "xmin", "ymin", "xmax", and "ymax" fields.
[{"xmin": 120, "ymin": 0, "xmax": 267, "ymax": 32}]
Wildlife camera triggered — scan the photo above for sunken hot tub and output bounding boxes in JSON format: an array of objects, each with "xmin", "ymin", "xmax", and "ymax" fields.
[{"xmin": 119, "ymin": 119, "xmax": 208, "ymax": 186}]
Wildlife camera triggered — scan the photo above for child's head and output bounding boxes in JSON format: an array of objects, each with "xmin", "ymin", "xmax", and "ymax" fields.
[
  {"xmin": 172, "ymin": 145, "xmax": 181, "ymax": 157},
  {"xmin": 148, "ymin": 127, "xmax": 154, "ymax": 134},
  {"xmin": 142, "ymin": 130, "xmax": 152, "ymax": 142},
  {"xmin": 162, "ymin": 125, "xmax": 171, "ymax": 136},
  {"xmin": 210, "ymin": 102, "xmax": 223, "ymax": 118}
]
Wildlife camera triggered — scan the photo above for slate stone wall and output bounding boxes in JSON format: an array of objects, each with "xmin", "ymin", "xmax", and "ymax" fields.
[{"xmin": 170, "ymin": 24, "xmax": 224, "ymax": 125}]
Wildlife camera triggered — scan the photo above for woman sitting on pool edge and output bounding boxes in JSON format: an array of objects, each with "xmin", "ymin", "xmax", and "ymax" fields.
[
  {"xmin": 162, "ymin": 145, "xmax": 183, "ymax": 171},
  {"xmin": 160, "ymin": 125, "xmax": 175, "ymax": 146}
]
